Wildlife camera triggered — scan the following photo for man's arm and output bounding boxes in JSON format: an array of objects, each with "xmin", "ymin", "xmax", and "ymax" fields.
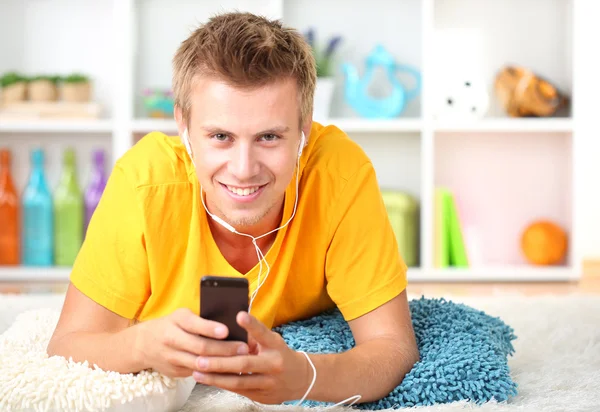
[
  {"xmin": 303, "ymin": 290, "xmax": 419, "ymax": 403},
  {"xmin": 47, "ymin": 283, "xmax": 250, "ymax": 378},
  {"xmin": 191, "ymin": 290, "xmax": 419, "ymax": 405},
  {"xmin": 46, "ymin": 283, "xmax": 145, "ymax": 373}
]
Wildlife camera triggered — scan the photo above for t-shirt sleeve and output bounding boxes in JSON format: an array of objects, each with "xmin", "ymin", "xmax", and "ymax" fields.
[
  {"xmin": 325, "ymin": 161, "xmax": 408, "ymax": 321},
  {"xmin": 70, "ymin": 163, "xmax": 150, "ymax": 319}
]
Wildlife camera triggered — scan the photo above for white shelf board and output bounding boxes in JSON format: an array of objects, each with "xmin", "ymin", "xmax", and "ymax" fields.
[
  {"xmin": 0, "ymin": 119, "xmax": 113, "ymax": 133},
  {"xmin": 131, "ymin": 118, "xmax": 178, "ymax": 133},
  {"xmin": 326, "ymin": 118, "xmax": 422, "ymax": 133},
  {"xmin": 0, "ymin": 264, "xmax": 576, "ymax": 283},
  {"xmin": 0, "ymin": 266, "xmax": 71, "ymax": 282},
  {"xmin": 408, "ymin": 265, "xmax": 577, "ymax": 282},
  {"xmin": 433, "ymin": 118, "xmax": 573, "ymax": 133},
  {"xmin": 131, "ymin": 118, "xmax": 423, "ymax": 134},
  {"xmin": 131, "ymin": 118, "xmax": 573, "ymax": 135}
]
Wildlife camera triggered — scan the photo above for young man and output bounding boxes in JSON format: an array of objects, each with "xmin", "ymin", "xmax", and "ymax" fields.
[{"xmin": 47, "ymin": 12, "xmax": 419, "ymax": 405}]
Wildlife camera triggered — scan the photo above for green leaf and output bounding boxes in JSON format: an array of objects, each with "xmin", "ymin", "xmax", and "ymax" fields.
[
  {"xmin": 63, "ymin": 73, "xmax": 89, "ymax": 83},
  {"xmin": 0, "ymin": 72, "xmax": 28, "ymax": 88},
  {"xmin": 30, "ymin": 75, "xmax": 61, "ymax": 84}
]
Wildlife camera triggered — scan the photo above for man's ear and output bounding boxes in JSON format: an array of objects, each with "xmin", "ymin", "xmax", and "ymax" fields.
[
  {"xmin": 174, "ymin": 104, "xmax": 186, "ymax": 137},
  {"xmin": 301, "ymin": 119, "xmax": 312, "ymax": 146}
]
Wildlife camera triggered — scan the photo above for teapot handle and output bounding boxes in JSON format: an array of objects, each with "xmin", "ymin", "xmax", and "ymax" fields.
[{"xmin": 395, "ymin": 65, "xmax": 422, "ymax": 101}]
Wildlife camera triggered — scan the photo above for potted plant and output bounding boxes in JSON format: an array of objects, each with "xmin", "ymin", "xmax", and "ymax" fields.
[
  {"xmin": 28, "ymin": 75, "xmax": 60, "ymax": 102},
  {"xmin": 1, "ymin": 72, "xmax": 28, "ymax": 104},
  {"xmin": 61, "ymin": 73, "xmax": 91, "ymax": 102},
  {"xmin": 304, "ymin": 28, "xmax": 342, "ymax": 123}
]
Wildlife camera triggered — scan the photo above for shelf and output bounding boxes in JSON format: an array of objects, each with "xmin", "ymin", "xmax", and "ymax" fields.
[
  {"xmin": 433, "ymin": 118, "xmax": 573, "ymax": 133},
  {"xmin": 0, "ymin": 118, "xmax": 573, "ymax": 135},
  {"xmin": 0, "ymin": 267, "xmax": 71, "ymax": 282},
  {"xmin": 408, "ymin": 265, "xmax": 577, "ymax": 282},
  {"xmin": 1, "ymin": 265, "xmax": 575, "ymax": 284},
  {"xmin": 131, "ymin": 118, "xmax": 423, "ymax": 134},
  {"xmin": 131, "ymin": 118, "xmax": 178, "ymax": 133},
  {"xmin": 327, "ymin": 118, "xmax": 422, "ymax": 133},
  {"xmin": 0, "ymin": 119, "xmax": 113, "ymax": 133},
  {"xmin": 434, "ymin": 131, "xmax": 572, "ymax": 267},
  {"xmin": 1, "ymin": 0, "xmax": 595, "ymax": 287}
]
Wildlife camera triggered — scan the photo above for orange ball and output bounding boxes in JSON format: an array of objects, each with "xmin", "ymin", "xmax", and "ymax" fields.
[{"xmin": 521, "ymin": 220, "xmax": 568, "ymax": 265}]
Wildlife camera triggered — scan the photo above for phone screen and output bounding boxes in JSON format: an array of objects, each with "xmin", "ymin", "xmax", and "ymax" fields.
[{"xmin": 200, "ymin": 276, "xmax": 249, "ymax": 343}]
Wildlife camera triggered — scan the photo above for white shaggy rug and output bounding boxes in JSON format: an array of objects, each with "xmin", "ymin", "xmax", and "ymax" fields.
[{"xmin": 1, "ymin": 291, "xmax": 599, "ymax": 411}]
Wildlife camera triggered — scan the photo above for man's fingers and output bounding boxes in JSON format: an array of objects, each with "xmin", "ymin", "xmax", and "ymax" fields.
[
  {"xmin": 168, "ymin": 326, "xmax": 249, "ymax": 357},
  {"xmin": 174, "ymin": 308, "xmax": 229, "ymax": 339},
  {"xmin": 247, "ymin": 335, "xmax": 259, "ymax": 355},
  {"xmin": 168, "ymin": 350, "xmax": 198, "ymax": 372},
  {"xmin": 237, "ymin": 311, "xmax": 278, "ymax": 347},
  {"xmin": 195, "ymin": 354, "xmax": 279, "ymax": 375},
  {"xmin": 193, "ymin": 371, "xmax": 275, "ymax": 392}
]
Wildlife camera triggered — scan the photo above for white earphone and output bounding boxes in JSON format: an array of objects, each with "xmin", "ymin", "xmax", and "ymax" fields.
[
  {"xmin": 182, "ymin": 128, "xmax": 193, "ymax": 160},
  {"xmin": 182, "ymin": 128, "xmax": 359, "ymax": 408},
  {"xmin": 297, "ymin": 130, "xmax": 306, "ymax": 158}
]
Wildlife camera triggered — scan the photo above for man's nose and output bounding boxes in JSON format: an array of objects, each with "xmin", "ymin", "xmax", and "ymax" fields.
[{"xmin": 229, "ymin": 143, "xmax": 259, "ymax": 181}]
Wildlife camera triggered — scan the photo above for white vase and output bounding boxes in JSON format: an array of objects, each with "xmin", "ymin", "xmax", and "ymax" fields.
[{"xmin": 313, "ymin": 77, "xmax": 335, "ymax": 124}]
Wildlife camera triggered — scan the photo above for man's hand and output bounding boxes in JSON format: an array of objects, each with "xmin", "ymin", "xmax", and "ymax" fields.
[
  {"xmin": 192, "ymin": 311, "xmax": 311, "ymax": 404},
  {"xmin": 136, "ymin": 308, "xmax": 250, "ymax": 378}
]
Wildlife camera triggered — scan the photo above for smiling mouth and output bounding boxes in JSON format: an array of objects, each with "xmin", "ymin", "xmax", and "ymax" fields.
[{"xmin": 222, "ymin": 184, "xmax": 266, "ymax": 197}]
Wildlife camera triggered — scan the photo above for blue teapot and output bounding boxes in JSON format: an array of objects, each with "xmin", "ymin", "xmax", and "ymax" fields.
[{"xmin": 342, "ymin": 45, "xmax": 421, "ymax": 118}]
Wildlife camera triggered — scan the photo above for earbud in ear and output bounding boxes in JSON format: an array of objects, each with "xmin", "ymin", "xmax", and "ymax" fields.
[
  {"xmin": 298, "ymin": 132, "xmax": 306, "ymax": 157},
  {"xmin": 182, "ymin": 129, "xmax": 193, "ymax": 157}
]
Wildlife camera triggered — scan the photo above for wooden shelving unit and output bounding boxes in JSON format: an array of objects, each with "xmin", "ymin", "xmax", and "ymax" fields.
[{"xmin": 1, "ymin": 0, "xmax": 598, "ymax": 283}]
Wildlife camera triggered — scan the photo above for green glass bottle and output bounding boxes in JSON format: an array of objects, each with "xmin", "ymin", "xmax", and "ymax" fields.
[{"xmin": 54, "ymin": 148, "xmax": 83, "ymax": 266}]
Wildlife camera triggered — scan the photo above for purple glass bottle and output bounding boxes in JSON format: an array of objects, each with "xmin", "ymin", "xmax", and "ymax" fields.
[{"xmin": 84, "ymin": 150, "xmax": 107, "ymax": 235}]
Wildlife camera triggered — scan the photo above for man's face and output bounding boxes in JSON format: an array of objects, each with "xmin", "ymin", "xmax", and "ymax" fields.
[{"xmin": 183, "ymin": 76, "xmax": 303, "ymax": 228}]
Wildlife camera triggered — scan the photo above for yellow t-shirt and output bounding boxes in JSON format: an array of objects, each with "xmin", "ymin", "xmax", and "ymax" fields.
[{"xmin": 71, "ymin": 122, "xmax": 407, "ymax": 329}]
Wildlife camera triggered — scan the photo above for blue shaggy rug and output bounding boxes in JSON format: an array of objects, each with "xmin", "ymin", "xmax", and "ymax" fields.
[{"xmin": 274, "ymin": 297, "xmax": 518, "ymax": 409}]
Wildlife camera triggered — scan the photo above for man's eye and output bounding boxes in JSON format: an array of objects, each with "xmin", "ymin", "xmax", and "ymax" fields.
[
  {"xmin": 261, "ymin": 134, "xmax": 279, "ymax": 142},
  {"xmin": 213, "ymin": 133, "xmax": 229, "ymax": 141}
]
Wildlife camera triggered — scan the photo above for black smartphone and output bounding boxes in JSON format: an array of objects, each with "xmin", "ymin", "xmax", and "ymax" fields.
[{"xmin": 200, "ymin": 276, "xmax": 249, "ymax": 343}]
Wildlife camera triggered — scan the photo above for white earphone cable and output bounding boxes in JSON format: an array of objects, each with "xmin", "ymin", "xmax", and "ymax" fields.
[
  {"xmin": 295, "ymin": 351, "xmax": 362, "ymax": 408},
  {"xmin": 198, "ymin": 135, "xmax": 302, "ymax": 311},
  {"xmin": 186, "ymin": 129, "xmax": 360, "ymax": 407}
]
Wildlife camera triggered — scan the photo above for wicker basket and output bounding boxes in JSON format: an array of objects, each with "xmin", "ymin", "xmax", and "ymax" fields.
[
  {"xmin": 61, "ymin": 82, "xmax": 91, "ymax": 103},
  {"xmin": 28, "ymin": 80, "xmax": 58, "ymax": 102},
  {"xmin": 1, "ymin": 83, "xmax": 27, "ymax": 104}
]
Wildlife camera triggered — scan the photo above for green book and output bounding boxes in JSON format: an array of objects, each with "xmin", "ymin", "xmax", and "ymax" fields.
[
  {"xmin": 445, "ymin": 190, "xmax": 469, "ymax": 267},
  {"xmin": 434, "ymin": 188, "xmax": 450, "ymax": 268}
]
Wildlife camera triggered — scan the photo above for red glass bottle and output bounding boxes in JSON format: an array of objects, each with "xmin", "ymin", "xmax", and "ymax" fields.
[{"xmin": 0, "ymin": 149, "xmax": 20, "ymax": 265}]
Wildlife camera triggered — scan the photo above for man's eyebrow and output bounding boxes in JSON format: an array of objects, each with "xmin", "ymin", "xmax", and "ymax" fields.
[
  {"xmin": 200, "ymin": 125, "xmax": 291, "ymax": 136},
  {"xmin": 256, "ymin": 125, "xmax": 290, "ymax": 135},
  {"xmin": 200, "ymin": 125, "xmax": 234, "ymax": 135}
]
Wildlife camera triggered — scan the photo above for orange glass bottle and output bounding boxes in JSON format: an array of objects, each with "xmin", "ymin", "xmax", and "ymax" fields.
[{"xmin": 0, "ymin": 149, "xmax": 19, "ymax": 265}]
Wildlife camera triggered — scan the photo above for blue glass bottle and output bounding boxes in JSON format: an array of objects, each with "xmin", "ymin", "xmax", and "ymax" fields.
[{"xmin": 22, "ymin": 148, "xmax": 54, "ymax": 266}]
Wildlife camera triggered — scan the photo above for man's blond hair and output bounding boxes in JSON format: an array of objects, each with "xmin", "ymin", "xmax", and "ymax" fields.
[{"xmin": 172, "ymin": 12, "xmax": 316, "ymax": 129}]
